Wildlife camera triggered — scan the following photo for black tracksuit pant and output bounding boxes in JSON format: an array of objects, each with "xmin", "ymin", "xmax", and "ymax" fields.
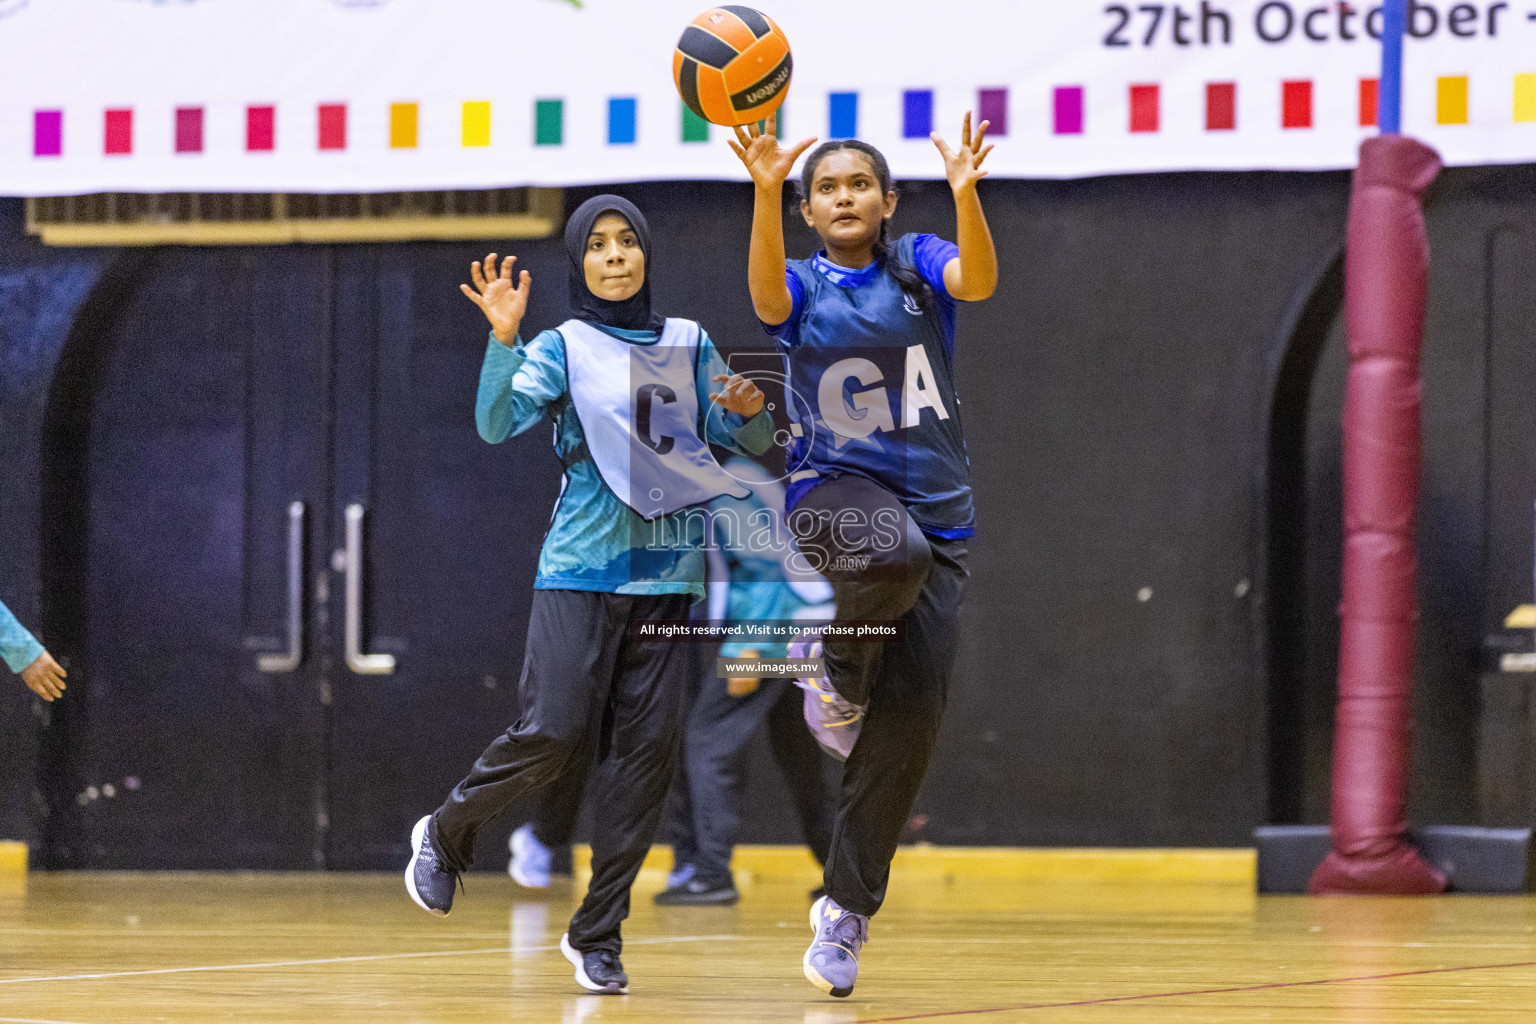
[
  {"xmin": 788, "ymin": 475, "xmax": 970, "ymax": 919},
  {"xmin": 680, "ymin": 674, "xmax": 835, "ymax": 888},
  {"xmin": 431, "ymin": 588, "xmax": 693, "ymax": 955}
]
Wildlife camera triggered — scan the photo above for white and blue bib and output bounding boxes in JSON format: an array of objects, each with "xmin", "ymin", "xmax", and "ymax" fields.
[{"xmin": 560, "ymin": 318, "xmax": 749, "ymax": 519}]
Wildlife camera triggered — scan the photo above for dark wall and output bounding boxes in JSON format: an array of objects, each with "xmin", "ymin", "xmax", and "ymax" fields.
[{"xmin": 2, "ymin": 163, "xmax": 1534, "ymax": 856}]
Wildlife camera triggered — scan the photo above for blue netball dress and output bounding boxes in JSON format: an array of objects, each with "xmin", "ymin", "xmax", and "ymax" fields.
[{"xmin": 764, "ymin": 233, "xmax": 974, "ymax": 537}]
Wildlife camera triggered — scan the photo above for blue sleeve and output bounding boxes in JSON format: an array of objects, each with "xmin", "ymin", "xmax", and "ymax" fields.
[
  {"xmin": 475, "ymin": 329, "xmax": 568, "ymax": 443},
  {"xmin": 697, "ymin": 330, "xmax": 774, "ymax": 456},
  {"xmin": 759, "ymin": 265, "xmax": 806, "ymax": 343},
  {"xmin": 912, "ymin": 233, "xmax": 959, "ymax": 299},
  {"xmin": 0, "ymin": 599, "xmax": 45, "ymax": 675}
]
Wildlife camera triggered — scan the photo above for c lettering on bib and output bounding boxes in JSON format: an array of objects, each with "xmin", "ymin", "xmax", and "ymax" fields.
[{"xmin": 636, "ymin": 383, "xmax": 677, "ymax": 455}]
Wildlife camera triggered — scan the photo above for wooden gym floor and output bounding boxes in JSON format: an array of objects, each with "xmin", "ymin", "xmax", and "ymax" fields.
[{"xmin": 2, "ymin": 861, "xmax": 1535, "ymax": 1023}]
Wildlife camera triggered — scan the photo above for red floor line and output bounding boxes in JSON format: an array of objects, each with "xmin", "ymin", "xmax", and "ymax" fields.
[
  {"xmin": 1120, "ymin": 1005, "xmax": 1536, "ymax": 1013},
  {"xmin": 853, "ymin": 959, "xmax": 1536, "ymax": 1022}
]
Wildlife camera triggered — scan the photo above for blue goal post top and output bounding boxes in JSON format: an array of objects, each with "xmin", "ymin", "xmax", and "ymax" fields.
[{"xmin": 1379, "ymin": 0, "xmax": 1408, "ymax": 136}]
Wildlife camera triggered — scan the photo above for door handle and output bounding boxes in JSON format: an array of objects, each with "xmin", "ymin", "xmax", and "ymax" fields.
[
  {"xmin": 344, "ymin": 503, "xmax": 396, "ymax": 675},
  {"xmin": 257, "ymin": 501, "xmax": 305, "ymax": 673}
]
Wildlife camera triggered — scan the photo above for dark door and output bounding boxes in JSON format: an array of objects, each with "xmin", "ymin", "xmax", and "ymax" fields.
[
  {"xmin": 42, "ymin": 243, "xmax": 558, "ymax": 869},
  {"xmin": 322, "ymin": 246, "xmax": 558, "ymax": 869},
  {"xmin": 44, "ymin": 247, "xmax": 331, "ymax": 868},
  {"xmin": 1487, "ymin": 228, "xmax": 1536, "ymax": 639}
]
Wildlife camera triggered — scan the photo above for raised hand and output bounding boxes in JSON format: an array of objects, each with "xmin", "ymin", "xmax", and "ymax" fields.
[
  {"xmin": 459, "ymin": 253, "xmax": 532, "ymax": 346},
  {"xmin": 729, "ymin": 122, "xmax": 818, "ymax": 191},
  {"xmin": 932, "ymin": 112, "xmax": 994, "ymax": 194},
  {"xmin": 708, "ymin": 373, "xmax": 765, "ymax": 418}
]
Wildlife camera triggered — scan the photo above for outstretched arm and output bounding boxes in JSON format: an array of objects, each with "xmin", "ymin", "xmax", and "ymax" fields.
[
  {"xmin": 933, "ymin": 113, "xmax": 998, "ymax": 302},
  {"xmin": 729, "ymin": 123, "xmax": 817, "ymax": 325},
  {"xmin": 475, "ymin": 330, "xmax": 566, "ymax": 444},
  {"xmin": 1, "ymin": 600, "xmax": 64, "ymax": 701}
]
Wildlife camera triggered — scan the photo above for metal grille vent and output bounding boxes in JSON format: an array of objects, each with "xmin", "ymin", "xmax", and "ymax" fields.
[{"xmin": 25, "ymin": 188, "xmax": 563, "ymax": 246}]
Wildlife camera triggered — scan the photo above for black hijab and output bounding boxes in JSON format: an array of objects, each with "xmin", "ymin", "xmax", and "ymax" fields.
[{"xmin": 565, "ymin": 194, "xmax": 666, "ymax": 332}]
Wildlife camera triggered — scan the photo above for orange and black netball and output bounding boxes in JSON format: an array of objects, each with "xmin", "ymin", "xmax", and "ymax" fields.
[{"xmin": 673, "ymin": 6, "xmax": 792, "ymax": 127}]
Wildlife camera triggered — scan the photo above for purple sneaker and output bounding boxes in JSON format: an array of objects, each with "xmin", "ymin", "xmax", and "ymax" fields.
[
  {"xmin": 508, "ymin": 823, "xmax": 552, "ymax": 889},
  {"xmin": 803, "ymin": 894, "xmax": 868, "ymax": 998},
  {"xmin": 788, "ymin": 634, "xmax": 864, "ymax": 762}
]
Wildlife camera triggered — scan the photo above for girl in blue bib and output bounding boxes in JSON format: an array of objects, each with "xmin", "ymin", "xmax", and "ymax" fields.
[{"xmin": 730, "ymin": 115, "xmax": 998, "ymax": 998}]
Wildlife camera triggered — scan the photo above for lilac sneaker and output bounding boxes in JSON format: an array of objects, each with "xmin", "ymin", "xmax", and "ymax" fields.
[
  {"xmin": 508, "ymin": 823, "xmax": 552, "ymax": 889},
  {"xmin": 788, "ymin": 635, "xmax": 864, "ymax": 762},
  {"xmin": 803, "ymin": 894, "xmax": 868, "ymax": 998}
]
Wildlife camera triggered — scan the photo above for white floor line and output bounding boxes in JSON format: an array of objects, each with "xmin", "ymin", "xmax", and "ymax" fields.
[
  {"xmin": 0, "ymin": 934, "xmax": 740, "ymax": 986},
  {"xmin": 0, "ymin": 1017, "xmax": 102, "ymax": 1024}
]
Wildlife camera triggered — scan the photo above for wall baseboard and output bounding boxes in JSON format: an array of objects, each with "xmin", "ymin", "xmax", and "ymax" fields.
[{"xmin": 0, "ymin": 841, "xmax": 27, "ymax": 874}]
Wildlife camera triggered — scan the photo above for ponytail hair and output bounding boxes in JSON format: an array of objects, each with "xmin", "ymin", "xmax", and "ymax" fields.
[{"xmin": 797, "ymin": 139, "xmax": 932, "ymax": 313}]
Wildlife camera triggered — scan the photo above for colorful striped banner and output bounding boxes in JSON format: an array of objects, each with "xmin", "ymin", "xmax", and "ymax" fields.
[
  {"xmin": 13, "ymin": 75, "xmax": 1536, "ymax": 170},
  {"xmin": 3, "ymin": 3, "xmax": 1534, "ymax": 193}
]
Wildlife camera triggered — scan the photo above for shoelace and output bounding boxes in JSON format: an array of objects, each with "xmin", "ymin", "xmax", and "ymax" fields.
[
  {"xmin": 815, "ymin": 688, "xmax": 865, "ymax": 726},
  {"xmin": 434, "ymin": 863, "xmax": 465, "ymax": 895},
  {"xmin": 820, "ymin": 906, "xmax": 869, "ymax": 958},
  {"xmin": 426, "ymin": 839, "xmax": 466, "ymax": 895}
]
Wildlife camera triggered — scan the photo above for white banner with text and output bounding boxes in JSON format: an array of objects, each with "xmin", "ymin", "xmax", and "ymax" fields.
[{"xmin": 0, "ymin": 0, "xmax": 1533, "ymax": 194}]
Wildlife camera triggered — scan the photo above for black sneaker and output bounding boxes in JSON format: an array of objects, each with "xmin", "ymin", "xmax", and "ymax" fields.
[
  {"xmin": 561, "ymin": 933, "xmax": 629, "ymax": 994},
  {"xmin": 404, "ymin": 815, "xmax": 458, "ymax": 917},
  {"xmin": 654, "ymin": 877, "xmax": 740, "ymax": 906}
]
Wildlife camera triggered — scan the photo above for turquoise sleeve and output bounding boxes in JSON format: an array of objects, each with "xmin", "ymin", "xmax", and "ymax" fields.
[
  {"xmin": 475, "ymin": 329, "xmax": 569, "ymax": 443},
  {"xmin": 0, "ymin": 599, "xmax": 45, "ymax": 675},
  {"xmin": 696, "ymin": 331, "xmax": 774, "ymax": 456}
]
